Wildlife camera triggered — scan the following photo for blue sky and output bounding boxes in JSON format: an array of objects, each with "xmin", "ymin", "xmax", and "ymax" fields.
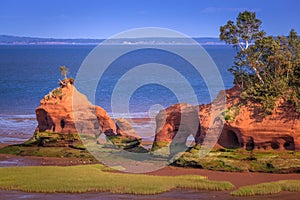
[{"xmin": 1, "ymin": 0, "xmax": 300, "ymax": 38}]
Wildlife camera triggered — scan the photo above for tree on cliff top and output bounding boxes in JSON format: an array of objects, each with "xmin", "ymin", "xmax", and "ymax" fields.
[
  {"xmin": 220, "ymin": 11, "xmax": 300, "ymax": 114},
  {"xmin": 220, "ymin": 11, "xmax": 266, "ymax": 87},
  {"xmin": 59, "ymin": 66, "xmax": 69, "ymax": 79}
]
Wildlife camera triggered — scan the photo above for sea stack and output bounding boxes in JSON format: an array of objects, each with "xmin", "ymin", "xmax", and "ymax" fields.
[{"xmin": 26, "ymin": 78, "xmax": 141, "ymax": 149}]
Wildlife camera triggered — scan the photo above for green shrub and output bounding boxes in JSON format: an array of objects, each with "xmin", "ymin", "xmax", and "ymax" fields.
[{"xmin": 68, "ymin": 77, "xmax": 75, "ymax": 84}]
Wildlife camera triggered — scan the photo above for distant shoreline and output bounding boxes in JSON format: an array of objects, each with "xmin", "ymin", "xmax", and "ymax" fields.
[
  {"xmin": 0, "ymin": 35, "xmax": 226, "ymax": 45},
  {"xmin": 0, "ymin": 43, "xmax": 99, "ymax": 45},
  {"xmin": 0, "ymin": 43, "xmax": 227, "ymax": 46}
]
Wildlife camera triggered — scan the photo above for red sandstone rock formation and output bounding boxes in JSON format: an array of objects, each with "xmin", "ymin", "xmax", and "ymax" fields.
[
  {"xmin": 34, "ymin": 79, "xmax": 140, "ymax": 148},
  {"xmin": 152, "ymin": 86, "xmax": 300, "ymax": 151},
  {"xmin": 115, "ymin": 118, "xmax": 141, "ymax": 140},
  {"xmin": 36, "ymin": 79, "xmax": 116, "ymax": 135},
  {"xmin": 217, "ymin": 86, "xmax": 300, "ymax": 151},
  {"xmin": 152, "ymin": 103, "xmax": 201, "ymax": 150}
]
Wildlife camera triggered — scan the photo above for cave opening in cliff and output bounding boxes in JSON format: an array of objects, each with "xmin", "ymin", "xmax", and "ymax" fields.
[
  {"xmin": 36, "ymin": 108, "xmax": 54, "ymax": 132},
  {"xmin": 246, "ymin": 137, "xmax": 255, "ymax": 151},
  {"xmin": 60, "ymin": 119, "xmax": 65, "ymax": 129},
  {"xmin": 218, "ymin": 130, "xmax": 240, "ymax": 149},
  {"xmin": 271, "ymin": 141, "xmax": 280, "ymax": 150},
  {"xmin": 283, "ymin": 138, "xmax": 295, "ymax": 150}
]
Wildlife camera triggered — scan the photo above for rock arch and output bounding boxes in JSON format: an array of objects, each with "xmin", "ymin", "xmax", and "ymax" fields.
[
  {"xmin": 271, "ymin": 140, "xmax": 280, "ymax": 150},
  {"xmin": 60, "ymin": 119, "xmax": 66, "ymax": 129},
  {"xmin": 218, "ymin": 129, "xmax": 242, "ymax": 149},
  {"xmin": 283, "ymin": 136, "xmax": 295, "ymax": 150},
  {"xmin": 36, "ymin": 108, "xmax": 54, "ymax": 132}
]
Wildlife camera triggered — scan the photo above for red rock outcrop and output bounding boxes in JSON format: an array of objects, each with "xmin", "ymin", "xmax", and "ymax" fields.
[
  {"xmin": 152, "ymin": 103, "xmax": 201, "ymax": 150},
  {"xmin": 33, "ymin": 79, "xmax": 140, "ymax": 147},
  {"xmin": 152, "ymin": 86, "xmax": 300, "ymax": 151},
  {"xmin": 36, "ymin": 79, "xmax": 116, "ymax": 135},
  {"xmin": 115, "ymin": 118, "xmax": 141, "ymax": 140},
  {"xmin": 216, "ymin": 86, "xmax": 300, "ymax": 151}
]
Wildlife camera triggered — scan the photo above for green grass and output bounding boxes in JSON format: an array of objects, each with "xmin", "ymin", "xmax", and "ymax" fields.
[
  {"xmin": 106, "ymin": 136, "xmax": 142, "ymax": 149},
  {"xmin": 0, "ymin": 165, "xmax": 234, "ymax": 194},
  {"xmin": 24, "ymin": 131, "xmax": 82, "ymax": 147},
  {"xmin": 151, "ymin": 141, "xmax": 171, "ymax": 151},
  {"xmin": 0, "ymin": 145, "xmax": 97, "ymax": 162},
  {"xmin": 173, "ymin": 148, "xmax": 300, "ymax": 173},
  {"xmin": 2, "ymin": 143, "xmax": 300, "ymax": 174},
  {"xmin": 231, "ymin": 180, "xmax": 300, "ymax": 196}
]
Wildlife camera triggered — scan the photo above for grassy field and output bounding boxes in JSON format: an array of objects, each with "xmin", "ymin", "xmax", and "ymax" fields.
[
  {"xmin": 231, "ymin": 180, "xmax": 300, "ymax": 196},
  {"xmin": 0, "ymin": 165, "xmax": 234, "ymax": 194}
]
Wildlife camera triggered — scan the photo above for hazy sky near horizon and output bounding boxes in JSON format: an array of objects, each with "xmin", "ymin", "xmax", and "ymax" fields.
[{"xmin": 1, "ymin": 0, "xmax": 300, "ymax": 39}]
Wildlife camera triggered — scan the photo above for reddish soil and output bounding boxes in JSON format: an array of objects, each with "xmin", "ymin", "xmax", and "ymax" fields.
[
  {"xmin": 147, "ymin": 166, "xmax": 300, "ymax": 187},
  {"xmin": 0, "ymin": 153, "xmax": 99, "ymax": 167}
]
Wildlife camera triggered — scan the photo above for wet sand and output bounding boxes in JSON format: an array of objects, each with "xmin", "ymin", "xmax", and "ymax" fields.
[
  {"xmin": 146, "ymin": 166, "xmax": 300, "ymax": 187},
  {"xmin": 0, "ymin": 153, "xmax": 98, "ymax": 167}
]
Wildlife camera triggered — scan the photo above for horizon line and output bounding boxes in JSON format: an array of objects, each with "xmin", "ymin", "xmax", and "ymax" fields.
[{"xmin": 0, "ymin": 34, "xmax": 220, "ymax": 40}]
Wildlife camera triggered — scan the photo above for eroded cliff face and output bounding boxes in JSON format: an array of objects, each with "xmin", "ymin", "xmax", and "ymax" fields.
[
  {"xmin": 152, "ymin": 86, "xmax": 300, "ymax": 151},
  {"xmin": 31, "ymin": 79, "xmax": 140, "ymax": 148},
  {"xmin": 36, "ymin": 79, "xmax": 116, "ymax": 135},
  {"xmin": 217, "ymin": 86, "xmax": 300, "ymax": 151}
]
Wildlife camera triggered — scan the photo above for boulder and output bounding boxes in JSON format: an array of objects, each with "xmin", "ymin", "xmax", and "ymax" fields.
[{"xmin": 115, "ymin": 118, "xmax": 141, "ymax": 139}]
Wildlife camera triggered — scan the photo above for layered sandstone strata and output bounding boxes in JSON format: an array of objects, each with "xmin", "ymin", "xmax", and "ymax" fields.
[
  {"xmin": 152, "ymin": 86, "xmax": 300, "ymax": 151},
  {"xmin": 29, "ymin": 79, "xmax": 141, "ymax": 149}
]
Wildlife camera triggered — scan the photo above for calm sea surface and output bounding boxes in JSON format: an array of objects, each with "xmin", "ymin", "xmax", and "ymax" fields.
[{"xmin": 0, "ymin": 44, "xmax": 235, "ymax": 142}]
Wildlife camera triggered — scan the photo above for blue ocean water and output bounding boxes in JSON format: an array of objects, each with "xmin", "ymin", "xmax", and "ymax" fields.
[{"xmin": 0, "ymin": 44, "xmax": 235, "ymax": 140}]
